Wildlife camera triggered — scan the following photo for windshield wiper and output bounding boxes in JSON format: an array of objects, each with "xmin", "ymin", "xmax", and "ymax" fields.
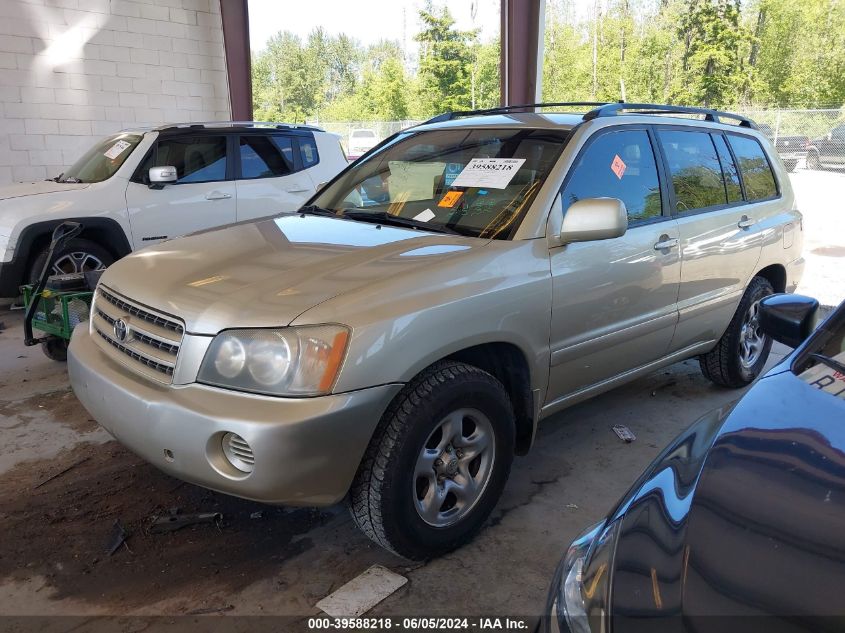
[
  {"xmin": 810, "ymin": 353, "xmax": 845, "ymax": 375},
  {"xmin": 342, "ymin": 210, "xmax": 459, "ymax": 235},
  {"xmin": 298, "ymin": 204, "xmax": 338, "ymax": 217},
  {"xmin": 62, "ymin": 176, "xmax": 82, "ymax": 183}
]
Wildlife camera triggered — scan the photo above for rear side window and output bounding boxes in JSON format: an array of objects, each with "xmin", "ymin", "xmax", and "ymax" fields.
[
  {"xmin": 712, "ymin": 134, "xmax": 743, "ymax": 203},
  {"xmin": 728, "ymin": 134, "xmax": 778, "ymax": 201},
  {"xmin": 239, "ymin": 135, "xmax": 294, "ymax": 179},
  {"xmin": 156, "ymin": 136, "xmax": 227, "ymax": 184},
  {"xmin": 299, "ymin": 137, "xmax": 320, "ymax": 168},
  {"xmin": 657, "ymin": 130, "xmax": 726, "ymax": 212},
  {"xmin": 561, "ymin": 129, "xmax": 662, "ymax": 223}
]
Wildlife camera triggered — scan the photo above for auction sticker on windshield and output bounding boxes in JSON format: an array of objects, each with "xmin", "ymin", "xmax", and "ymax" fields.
[
  {"xmin": 104, "ymin": 140, "xmax": 131, "ymax": 160},
  {"xmin": 451, "ymin": 158, "xmax": 526, "ymax": 189}
]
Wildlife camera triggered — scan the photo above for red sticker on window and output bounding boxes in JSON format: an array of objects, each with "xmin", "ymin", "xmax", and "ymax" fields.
[{"xmin": 611, "ymin": 154, "xmax": 627, "ymax": 179}]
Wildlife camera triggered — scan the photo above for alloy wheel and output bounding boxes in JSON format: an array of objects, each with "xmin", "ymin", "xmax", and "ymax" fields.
[
  {"xmin": 739, "ymin": 300, "xmax": 767, "ymax": 369},
  {"xmin": 413, "ymin": 408, "xmax": 496, "ymax": 528}
]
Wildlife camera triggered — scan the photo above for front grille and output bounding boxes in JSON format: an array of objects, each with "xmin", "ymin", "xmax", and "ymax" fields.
[{"xmin": 91, "ymin": 286, "xmax": 185, "ymax": 384}]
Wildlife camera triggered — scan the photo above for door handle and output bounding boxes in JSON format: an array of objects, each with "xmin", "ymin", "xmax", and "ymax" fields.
[
  {"xmin": 738, "ymin": 215, "xmax": 756, "ymax": 229},
  {"xmin": 285, "ymin": 188, "xmax": 310, "ymax": 194},
  {"xmin": 205, "ymin": 191, "xmax": 232, "ymax": 200},
  {"xmin": 653, "ymin": 236, "xmax": 679, "ymax": 250}
]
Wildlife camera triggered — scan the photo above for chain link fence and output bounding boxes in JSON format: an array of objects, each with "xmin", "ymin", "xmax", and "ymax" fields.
[
  {"xmin": 317, "ymin": 108, "xmax": 845, "ymax": 169},
  {"xmin": 733, "ymin": 108, "xmax": 845, "ymax": 171}
]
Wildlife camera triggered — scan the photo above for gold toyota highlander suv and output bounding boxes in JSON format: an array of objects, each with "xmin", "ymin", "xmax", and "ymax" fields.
[{"xmin": 68, "ymin": 103, "xmax": 805, "ymax": 560}]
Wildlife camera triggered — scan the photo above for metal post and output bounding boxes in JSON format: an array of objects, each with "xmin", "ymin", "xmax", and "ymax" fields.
[
  {"xmin": 500, "ymin": 0, "xmax": 546, "ymax": 107},
  {"xmin": 220, "ymin": 0, "xmax": 252, "ymax": 121}
]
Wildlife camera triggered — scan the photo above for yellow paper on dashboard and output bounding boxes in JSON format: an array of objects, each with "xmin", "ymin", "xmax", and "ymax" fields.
[{"xmin": 387, "ymin": 161, "xmax": 446, "ymax": 202}]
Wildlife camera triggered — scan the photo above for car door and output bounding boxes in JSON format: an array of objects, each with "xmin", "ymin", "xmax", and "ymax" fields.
[
  {"xmin": 125, "ymin": 134, "xmax": 236, "ymax": 249},
  {"xmin": 546, "ymin": 128, "xmax": 681, "ymax": 405},
  {"xmin": 657, "ymin": 129, "xmax": 768, "ymax": 352},
  {"xmin": 234, "ymin": 133, "xmax": 315, "ymax": 222}
]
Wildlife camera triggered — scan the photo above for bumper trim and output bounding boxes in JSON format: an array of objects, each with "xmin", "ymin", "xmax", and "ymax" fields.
[{"xmin": 68, "ymin": 325, "xmax": 401, "ymax": 506}]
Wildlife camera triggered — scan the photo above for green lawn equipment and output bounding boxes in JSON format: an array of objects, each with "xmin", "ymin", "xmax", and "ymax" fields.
[{"xmin": 22, "ymin": 222, "xmax": 102, "ymax": 361}]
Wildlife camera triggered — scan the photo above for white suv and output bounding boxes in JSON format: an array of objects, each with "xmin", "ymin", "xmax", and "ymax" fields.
[{"xmin": 0, "ymin": 122, "xmax": 347, "ymax": 297}]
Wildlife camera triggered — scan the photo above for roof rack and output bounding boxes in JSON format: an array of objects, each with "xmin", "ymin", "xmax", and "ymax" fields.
[
  {"xmin": 420, "ymin": 101, "xmax": 757, "ymax": 129},
  {"xmin": 582, "ymin": 103, "xmax": 757, "ymax": 128},
  {"xmin": 422, "ymin": 102, "xmax": 616, "ymax": 125},
  {"xmin": 154, "ymin": 121, "xmax": 324, "ymax": 132}
]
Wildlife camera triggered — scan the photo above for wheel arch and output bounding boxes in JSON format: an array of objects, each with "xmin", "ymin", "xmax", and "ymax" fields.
[
  {"xmin": 440, "ymin": 342, "xmax": 537, "ymax": 456},
  {"xmin": 754, "ymin": 263, "xmax": 787, "ymax": 294},
  {"xmin": 21, "ymin": 217, "xmax": 132, "ymax": 274}
]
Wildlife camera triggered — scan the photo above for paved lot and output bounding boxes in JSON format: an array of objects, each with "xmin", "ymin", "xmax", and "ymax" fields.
[{"xmin": 0, "ymin": 170, "xmax": 841, "ymax": 625}]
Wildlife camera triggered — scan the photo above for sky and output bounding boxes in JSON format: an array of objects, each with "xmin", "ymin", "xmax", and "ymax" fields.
[{"xmin": 247, "ymin": 0, "xmax": 502, "ymax": 53}]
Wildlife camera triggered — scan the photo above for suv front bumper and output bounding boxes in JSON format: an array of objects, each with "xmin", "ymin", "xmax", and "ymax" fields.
[{"xmin": 68, "ymin": 326, "xmax": 401, "ymax": 506}]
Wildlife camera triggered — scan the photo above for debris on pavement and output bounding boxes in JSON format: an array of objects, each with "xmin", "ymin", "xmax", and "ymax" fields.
[
  {"xmin": 316, "ymin": 564, "xmax": 408, "ymax": 618},
  {"xmin": 33, "ymin": 456, "xmax": 91, "ymax": 489},
  {"xmin": 250, "ymin": 511, "xmax": 263, "ymax": 519},
  {"xmin": 565, "ymin": 503, "xmax": 579, "ymax": 509},
  {"xmin": 612, "ymin": 424, "xmax": 637, "ymax": 443},
  {"xmin": 106, "ymin": 520, "xmax": 129, "ymax": 556},
  {"xmin": 186, "ymin": 604, "xmax": 235, "ymax": 615},
  {"xmin": 149, "ymin": 508, "xmax": 223, "ymax": 534}
]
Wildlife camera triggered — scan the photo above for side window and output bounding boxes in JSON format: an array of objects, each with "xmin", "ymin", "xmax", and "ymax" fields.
[
  {"xmin": 657, "ymin": 130, "xmax": 727, "ymax": 212},
  {"xmin": 832, "ymin": 125, "xmax": 845, "ymax": 140},
  {"xmin": 728, "ymin": 134, "xmax": 778, "ymax": 201},
  {"xmin": 239, "ymin": 135, "xmax": 294, "ymax": 179},
  {"xmin": 560, "ymin": 129, "xmax": 662, "ymax": 223},
  {"xmin": 156, "ymin": 136, "xmax": 227, "ymax": 184},
  {"xmin": 712, "ymin": 134, "xmax": 743, "ymax": 203},
  {"xmin": 299, "ymin": 136, "xmax": 320, "ymax": 168}
]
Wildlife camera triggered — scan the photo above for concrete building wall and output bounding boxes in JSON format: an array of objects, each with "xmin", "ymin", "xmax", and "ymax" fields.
[{"xmin": 0, "ymin": 0, "xmax": 231, "ymax": 185}]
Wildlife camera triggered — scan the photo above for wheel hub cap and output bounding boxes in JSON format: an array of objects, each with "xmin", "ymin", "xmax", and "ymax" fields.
[
  {"xmin": 413, "ymin": 408, "xmax": 496, "ymax": 528},
  {"xmin": 739, "ymin": 300, "xmax": 768, "ymax": 369}
]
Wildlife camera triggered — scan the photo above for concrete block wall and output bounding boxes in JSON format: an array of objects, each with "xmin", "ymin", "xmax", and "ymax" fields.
[{"xmin": 0, "ymin": 0, "xmax": 231, "ymax": 185}]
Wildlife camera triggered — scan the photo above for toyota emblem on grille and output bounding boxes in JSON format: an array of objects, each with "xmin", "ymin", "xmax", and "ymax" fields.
[{"xmin": 113, "ymin": 318, "xmax": 129, "ymax": 342}]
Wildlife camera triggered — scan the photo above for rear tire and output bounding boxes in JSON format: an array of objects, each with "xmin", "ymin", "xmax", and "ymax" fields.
[
  {"xmin": 807, "ymin": 151, "xmax": 822, "ymax": 170},
  {"xmin": 699, "ymin": 276, "xmax": 774, "ymax": 388},
  {"xmin": 28, "ymin": 238, "xmax": 113, "ymax": 284},
  {"xmin": 348, "ymin": 360, "xmax": 515, "ymax": 560}
]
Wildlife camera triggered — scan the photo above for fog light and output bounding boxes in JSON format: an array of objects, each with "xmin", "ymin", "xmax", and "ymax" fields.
[{"xmin": 222, "ymin": 432, "xmax": 254, "ymax": 473}]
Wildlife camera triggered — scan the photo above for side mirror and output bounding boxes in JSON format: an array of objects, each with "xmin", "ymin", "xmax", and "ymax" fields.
[
  {"xmin": 149, "ymin": 166, "xmax": 177, "ymax": 188},
  {"xmin": 316, "ymin": 181, "xmax": 328, "ymax": 191},
  {"xmin": 759, "ymin": 294, "xmax": 820, "ymax": 348},
  {"xmin": 559, "ymin": 198, "xmax": 628, "ymax": 245}
]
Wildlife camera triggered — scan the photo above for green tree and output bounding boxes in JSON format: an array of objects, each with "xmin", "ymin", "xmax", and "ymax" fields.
[
  {"xmin": 674, "ymin": 0, "xmax": 753, "ymax": 106},
  {"xmin": 415, "ymin": 4, "xmax": 476, "ymax": 116}
]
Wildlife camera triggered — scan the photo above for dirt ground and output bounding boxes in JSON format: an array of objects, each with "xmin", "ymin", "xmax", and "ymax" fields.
[{"xmin": 0, "ymin": 171, "xmax": 842, "ymax": 627}]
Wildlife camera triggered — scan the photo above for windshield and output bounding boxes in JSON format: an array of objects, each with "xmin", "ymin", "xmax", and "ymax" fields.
[
  {"xmin": 311, "ymin": 128, "xmax": 569, "ymax": 239},
  {"xmin": 794, "ymin": 305, "xmax": 845, "ymax": 400},
  {"xmin": 59, "ymin": 133, "xmax": 143, "ymax": 183}
]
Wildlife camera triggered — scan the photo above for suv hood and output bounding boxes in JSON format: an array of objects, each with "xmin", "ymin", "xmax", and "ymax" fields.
[
  {"xmin": 0, "ymin": 181, "xmax": 90, "ymax": 201},
  {"xmin": 101, "ymin": 214, "xmax": 487, "ymax": 334}
]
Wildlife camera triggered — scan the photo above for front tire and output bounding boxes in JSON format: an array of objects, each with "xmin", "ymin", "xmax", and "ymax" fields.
[
  {"xmin": 699, "ymin": 276, "xmax": 774, "ymax": 388},
  {"xmin": 784, "ymin": 159, "xmax": 797, "ymax": 172},
  {"xmin": 348, "ymin": 361, "xmax": 515, "ymax": 560},
  {"xmin": 28, "ymin": 238, "xmax": 113, "ymax": 284},
  {"xmin": 807, "ymin": 151, "xmax": 822, "ymax": 171}
]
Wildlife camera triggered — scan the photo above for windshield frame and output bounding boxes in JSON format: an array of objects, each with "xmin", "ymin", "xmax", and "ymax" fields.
[
  {"xmin": 309, "ymin": 127, "xmax": 571, "ymax": 240},
  {"xmin": 59, "ymin": 132, "xmax": 143, "ymax": 184}
]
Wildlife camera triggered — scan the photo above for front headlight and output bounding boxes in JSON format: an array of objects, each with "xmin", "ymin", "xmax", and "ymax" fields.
[
  {"xmin": 546, "ymin": 519, "xmax": 620, "ymax": 633},
  {"xmin": 198, "ymin": 325, "xmax": 350, "ymax": 397}
]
